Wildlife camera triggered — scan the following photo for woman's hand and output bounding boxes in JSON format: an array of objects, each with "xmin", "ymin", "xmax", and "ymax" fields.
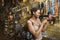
[
  {"xmin": 42, "ymin": 19, "xmax": 49, "ymax": 32},
  {"xmin": 42, "ymin": 19, "xmax": 47, "ymax": 25}
]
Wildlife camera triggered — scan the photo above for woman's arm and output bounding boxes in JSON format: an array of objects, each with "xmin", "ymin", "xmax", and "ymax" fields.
[
  {"xmin": 41, "ymin": 19, "xmax": 49, "ymax": 31},
  {"xmin": 27, "ymin": 20, "xmax": 44, "ymax": 38}
]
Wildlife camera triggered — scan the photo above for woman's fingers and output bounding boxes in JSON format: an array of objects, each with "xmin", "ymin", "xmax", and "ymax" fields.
[{"xmin": 42, "ymin": 19, "xmax": 47, "ymax": 24}]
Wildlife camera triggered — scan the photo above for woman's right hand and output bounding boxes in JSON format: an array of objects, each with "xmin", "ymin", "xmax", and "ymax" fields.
[{"xmin": 42, "ymin": 19, "xmax": 48, "ymax": 25}]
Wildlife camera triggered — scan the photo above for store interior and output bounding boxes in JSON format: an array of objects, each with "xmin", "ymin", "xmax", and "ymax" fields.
[{"xmin": 0, "ymin": 0, "xmax": 60, "ymax": 40}]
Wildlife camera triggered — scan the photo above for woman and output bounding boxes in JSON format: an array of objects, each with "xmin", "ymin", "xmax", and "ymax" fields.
[{"xmin": 27, "ymin": 7, "xmax": 48, "ymax": 40}]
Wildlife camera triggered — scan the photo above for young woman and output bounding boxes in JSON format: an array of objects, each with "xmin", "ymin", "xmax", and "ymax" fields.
[{"xmin": 27, "ymin": 7, "xmax": 48, "ymax": 40}]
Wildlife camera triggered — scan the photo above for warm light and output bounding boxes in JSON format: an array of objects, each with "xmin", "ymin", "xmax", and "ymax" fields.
[
  {"xmin": 23, "ymin": 0, "xmax": 27, "ymax": 2},
  {"xmin": 2, "ymin": 0, "xmax": 4, "ymax": 6}
]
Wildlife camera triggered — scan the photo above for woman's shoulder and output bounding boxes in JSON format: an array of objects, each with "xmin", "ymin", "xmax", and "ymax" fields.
[{"xmin": 27, "ymin": 19, "xmax": 32, "ymax": 24}]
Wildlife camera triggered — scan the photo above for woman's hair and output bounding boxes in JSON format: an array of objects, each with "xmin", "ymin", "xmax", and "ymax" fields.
[{"xmin": 31, "ymin": 7, "xmax": 40, "ymax": 15}]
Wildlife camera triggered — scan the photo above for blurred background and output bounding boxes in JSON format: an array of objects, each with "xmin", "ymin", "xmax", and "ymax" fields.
[{"xmin": 0, "ymin": 0, "xmax": 60, "ymax": 40}]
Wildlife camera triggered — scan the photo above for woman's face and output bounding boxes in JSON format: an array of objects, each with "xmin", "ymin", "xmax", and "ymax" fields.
[{"xmin": 34, "ymin": 10, "xmax": 40, "ymax": 18}]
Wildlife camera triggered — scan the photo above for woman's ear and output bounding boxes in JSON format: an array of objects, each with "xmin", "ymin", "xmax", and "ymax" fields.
[{"xmin": 33, "ymin": 12, "xmax": 35, "ymax": 15}]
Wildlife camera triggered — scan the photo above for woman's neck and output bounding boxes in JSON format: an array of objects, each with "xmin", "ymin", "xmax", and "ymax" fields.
[{"xmin": 31, "ymin": 16, "xmax": 37, "ymax": 21}]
